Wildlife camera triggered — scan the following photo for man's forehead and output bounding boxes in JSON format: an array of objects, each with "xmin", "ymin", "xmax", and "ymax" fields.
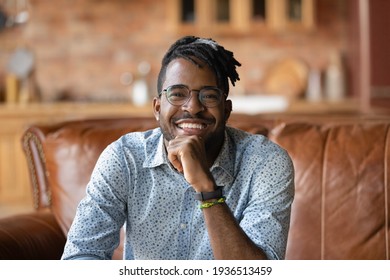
[{"xmin": 163, "ymin": 58, "xmax": 216, "ymax": 88}]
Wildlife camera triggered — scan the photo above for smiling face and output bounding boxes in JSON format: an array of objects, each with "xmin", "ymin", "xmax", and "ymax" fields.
[{"xmin": 153, "ymin": 58, "xmax": 232, "ymax": 157}]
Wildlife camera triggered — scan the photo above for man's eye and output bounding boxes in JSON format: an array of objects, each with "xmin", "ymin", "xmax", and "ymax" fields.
[
  {"xmin": 204, "ymin": 94, "xmax": 218, "ymax": 99},
  {"xmin": 169, "ymin": 91, "xmax": 187, "ymax": 98},
  {"xmin": 202, "ymin": 92, "xmax": 219, "ymax": 100}
]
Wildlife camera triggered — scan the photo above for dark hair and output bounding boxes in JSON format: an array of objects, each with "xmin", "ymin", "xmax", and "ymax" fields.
[{"xmin": 157, "ymin": 36, "xmax": 241, "ymax": 96}]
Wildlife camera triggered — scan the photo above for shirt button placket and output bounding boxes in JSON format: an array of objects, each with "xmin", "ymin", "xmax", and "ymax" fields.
[{"xmin": 177, "ymin": 188, "xmax": 194, "ymax": 259}]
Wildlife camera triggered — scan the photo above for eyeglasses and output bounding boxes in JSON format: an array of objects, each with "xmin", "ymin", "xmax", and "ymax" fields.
[{"xmin": 160, "ymin": 84, "xmax": 226, "ymax": 108}]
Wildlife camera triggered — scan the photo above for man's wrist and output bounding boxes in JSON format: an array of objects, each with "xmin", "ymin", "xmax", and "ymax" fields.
[{"xmin": 194, "ymin": 186, "xmax": 224, "ymax": 201}]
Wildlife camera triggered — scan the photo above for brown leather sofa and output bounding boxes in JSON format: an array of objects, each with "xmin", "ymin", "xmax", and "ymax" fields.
[{"xmin": 0, "ymin": 114, "xmax": 389, "ymax": 260}]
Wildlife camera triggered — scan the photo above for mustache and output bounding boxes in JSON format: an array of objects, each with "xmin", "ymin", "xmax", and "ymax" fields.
[{"xmin": 172, "ymin": 113, "xmax": 215, "ymax": 124}]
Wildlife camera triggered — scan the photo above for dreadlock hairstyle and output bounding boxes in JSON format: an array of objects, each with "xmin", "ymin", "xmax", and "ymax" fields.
[{"xmin": 157, "ymin": 36, "xmax": 241, "ymax": 97}]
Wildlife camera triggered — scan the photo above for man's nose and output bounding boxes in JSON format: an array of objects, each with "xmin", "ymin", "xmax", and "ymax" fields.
[{"xmin": 182, "ymin": 91, "xmax": 205, "ymax": 113}]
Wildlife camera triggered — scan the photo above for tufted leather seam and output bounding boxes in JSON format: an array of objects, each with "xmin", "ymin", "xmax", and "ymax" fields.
[
  {"xmin": 385, "ymin": 124, "xmax": 390, "ymax": 260},
  {"xmin": 321, "ymin": 127, "xmax": 332, "ymax": 260}
]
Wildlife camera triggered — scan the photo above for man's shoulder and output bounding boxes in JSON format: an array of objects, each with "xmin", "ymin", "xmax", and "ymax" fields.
[
  {"xmin": 121, "ymin": 127, "xmax": 160, "ymax": 140},
  {"xmin": 226, "ymin": 126, "xmax": 287, "ymax": 156},
  {"xmin": 226, "ymin": 126, "xmax": 267, "ymax": 145},
  {"xmin": 113, "ymin": 127, "xmax": 161, "ymax": 149}
]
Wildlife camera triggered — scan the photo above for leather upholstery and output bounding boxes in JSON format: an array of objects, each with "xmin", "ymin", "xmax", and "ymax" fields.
[
  {"xmin": 269, "ymin": 120, "xmax": 390, "ymax": 259},
  {"xmin": 0, "ymin": 211, "xmax": 66, "ymax": 260},
  {"xmin": 0, "ymin": 114, "xmax": 389, "ymax": 259}
]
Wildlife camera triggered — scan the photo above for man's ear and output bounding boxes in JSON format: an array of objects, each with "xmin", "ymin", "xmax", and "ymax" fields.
[
  {"xmin": 224, "ymin": 99, "xmax": 232, "ymax": 122},
  {"xmin": 153, "ymin": 97, "xmax": 161, "ymax": 121}
]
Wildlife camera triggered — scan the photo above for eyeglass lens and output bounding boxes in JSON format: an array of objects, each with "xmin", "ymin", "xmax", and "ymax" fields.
[{"xmin": 165, "ymin": 85, "xmax": 222, "ymax": 107}]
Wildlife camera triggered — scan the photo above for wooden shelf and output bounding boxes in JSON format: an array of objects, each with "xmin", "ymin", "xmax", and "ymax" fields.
[
  {"xmin": 286, "ymin": 99, "xmax": 361, "ymax": 114},
  {"xmin": 0, "ymin": 102, "xmax": 154, "ymax": 119}
]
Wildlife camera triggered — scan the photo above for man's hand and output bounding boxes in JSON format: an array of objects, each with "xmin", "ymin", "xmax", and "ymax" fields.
[{"xmin": 166, "ymin": 135, "xmax": 216, "ymax": 192}]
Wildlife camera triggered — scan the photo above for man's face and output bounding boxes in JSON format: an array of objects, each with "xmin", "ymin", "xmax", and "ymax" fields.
[{"xmin": 153, "ymin": 58, "xmax": 232, "ymax": 152}]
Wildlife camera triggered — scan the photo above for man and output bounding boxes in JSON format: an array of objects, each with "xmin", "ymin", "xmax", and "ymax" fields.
[{"xmin": 62, "ymin": 36, "xmax": 294, "ymax": 260}]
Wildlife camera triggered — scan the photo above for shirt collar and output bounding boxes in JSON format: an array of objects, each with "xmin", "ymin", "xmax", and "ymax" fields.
[{"xmin": 143, "ymin": 128, "xmax": 166, "ymax": 168}]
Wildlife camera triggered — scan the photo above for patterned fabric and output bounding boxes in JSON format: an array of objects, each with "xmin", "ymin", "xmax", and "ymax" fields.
[{"xmin": 62, "ymin": 126, "xmax": 294, "ymax": 260}]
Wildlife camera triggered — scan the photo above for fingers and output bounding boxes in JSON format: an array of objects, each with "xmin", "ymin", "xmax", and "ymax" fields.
[
  {"xmin": 166, "ymin": 136, "xmax": 216, "ymax": 191},
  {"xmin": 168, "ymin": 151, "xmax": 183, "ymax": 173},
  {"xmin": 166, "ymin": 135, "xmax": 204, "ymax": 174}
]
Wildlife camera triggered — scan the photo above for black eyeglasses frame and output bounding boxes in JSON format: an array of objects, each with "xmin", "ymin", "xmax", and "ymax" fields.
[{"xmin": 159, "ymin": 84, "xmax": 227, "ymax": 108}]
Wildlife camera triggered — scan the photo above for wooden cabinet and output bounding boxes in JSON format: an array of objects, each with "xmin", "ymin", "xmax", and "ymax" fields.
[
  {"xmin": 347, "ymin": 0, "xmax": 390, "ymax": 112},
  {"xmin": 368, "ymin": 0, "xmax": 390, "ymax": 109},
  {"xmin": 168, "ymin": 0, "xmax": 315, "ymax": 34}
]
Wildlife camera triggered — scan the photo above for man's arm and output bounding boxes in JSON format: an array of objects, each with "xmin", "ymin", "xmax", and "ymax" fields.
[
  {"xmin": 167, "ymin": 135, "xmax": 270, "ymax": 259},
  {"xmin": 202, "ymin": 200, "xmax": 268, "ymax": 259},
  {"xmin": 62, "ymin": 143, "xmax": 127, "ymax": 260}
]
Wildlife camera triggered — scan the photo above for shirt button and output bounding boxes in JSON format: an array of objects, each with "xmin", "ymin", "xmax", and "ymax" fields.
[{"xmin": 180, "ymin": 223, "xmax": 187, "ymax": 229}]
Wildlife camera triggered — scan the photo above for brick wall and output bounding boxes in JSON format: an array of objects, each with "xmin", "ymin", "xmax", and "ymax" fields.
[{"xmin": 0, "ymin": 0, "xmax": 348, "ymax": 102}]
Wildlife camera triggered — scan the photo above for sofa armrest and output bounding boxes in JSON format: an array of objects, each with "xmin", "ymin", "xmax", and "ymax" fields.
[{"xmin": 0, "ymin": 211, "xmax": 66, "ymax": 260}]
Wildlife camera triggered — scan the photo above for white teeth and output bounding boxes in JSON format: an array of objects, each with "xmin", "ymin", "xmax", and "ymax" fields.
[{"xmin": 178, "ymin": 123, "xmax": 205, "ymax": 129}]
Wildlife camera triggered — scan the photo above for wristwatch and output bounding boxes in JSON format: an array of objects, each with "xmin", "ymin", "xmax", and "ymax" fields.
[{"xmin": 194, "ymin": 186, "xmax": 223, "ymax": 201}]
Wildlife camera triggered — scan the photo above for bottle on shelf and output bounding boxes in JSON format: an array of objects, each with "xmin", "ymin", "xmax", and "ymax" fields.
[{"xmin": 324, "ymin": 51, "xmax": 346, "ymax": 102}]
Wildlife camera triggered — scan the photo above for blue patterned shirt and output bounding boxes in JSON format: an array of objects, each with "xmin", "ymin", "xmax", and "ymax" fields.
[{"xmin": 62, "ymin": 126, "xmax": 294, "ymax": 260}]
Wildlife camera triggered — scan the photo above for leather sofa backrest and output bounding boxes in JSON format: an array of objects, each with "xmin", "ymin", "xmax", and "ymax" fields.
[
  {"xmin": 269, "ymin": 120, "xmax": 390, "ymax": 259},
  {"xmin": 22, "ymin": 115, "xmax": 390, "ymax": 259}
]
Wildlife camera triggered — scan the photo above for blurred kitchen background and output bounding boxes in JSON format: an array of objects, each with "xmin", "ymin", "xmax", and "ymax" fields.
[
  {"xmin": 1, "ymin": 0, "xmax": 389, "ymax": 108},
  {"xmin": 0, "ymin": 0, "xmax": 389, "ymax": 216}
]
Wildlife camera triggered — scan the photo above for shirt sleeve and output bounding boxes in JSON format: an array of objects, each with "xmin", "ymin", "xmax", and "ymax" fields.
[
  {"xmin": 61, "ymin": 141, "xmax": 129, "ymax": 260},
  {"xmin": 239, "ymin": 145, "xmax": 295, "ymax": 260}
]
